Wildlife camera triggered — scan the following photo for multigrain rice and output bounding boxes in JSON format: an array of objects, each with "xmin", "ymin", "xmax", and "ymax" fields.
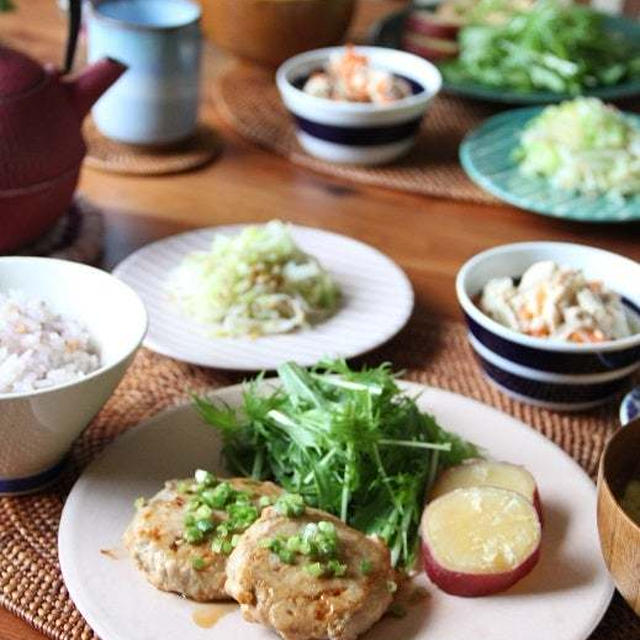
[{"xmin": 0, "ymin": 290, "xmax": 100, "ymax": 394}]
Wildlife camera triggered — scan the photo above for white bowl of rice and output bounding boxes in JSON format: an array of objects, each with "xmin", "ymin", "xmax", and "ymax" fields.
[{"xmin": 0, "ymin": 257, "xmax": 147, "ymax": 494}]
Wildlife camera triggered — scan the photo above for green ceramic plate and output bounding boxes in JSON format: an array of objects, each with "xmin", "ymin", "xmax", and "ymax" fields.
[
  {"xmin": 370, "ymin": 9, "xmax": 640, "ymax": 105},
  {"xmin": 459, "ymin": 107, "xmax": 640, "ymax": 223}
]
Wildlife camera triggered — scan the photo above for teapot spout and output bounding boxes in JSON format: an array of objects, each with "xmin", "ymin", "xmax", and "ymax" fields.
[{"xmin": 64, "ymin": 57, "xmax": 127, "ymax": 121}]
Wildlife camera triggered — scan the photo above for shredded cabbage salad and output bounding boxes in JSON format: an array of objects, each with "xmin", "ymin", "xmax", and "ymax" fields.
[
  {"xmin": 168, "ymin": 221, "xmax": 341, "ymax": 338},
  {"xmin": 515, "ymin": 97, "xmax": 640, "ymax": 199}
]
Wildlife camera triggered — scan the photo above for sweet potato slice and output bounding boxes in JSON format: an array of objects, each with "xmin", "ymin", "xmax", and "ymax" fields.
[
  {"xmin": 421, "ymin": 487, "xmax": 541, "ymax": 597},
  {"xmin": 430, "ymin": 460, "xmax": 543, "ymax": 521}
]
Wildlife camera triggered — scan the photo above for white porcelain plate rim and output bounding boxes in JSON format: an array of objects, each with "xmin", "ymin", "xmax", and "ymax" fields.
[{"xmin": 59, "ymin": 381, "xmax": 613, "ymax": 640}]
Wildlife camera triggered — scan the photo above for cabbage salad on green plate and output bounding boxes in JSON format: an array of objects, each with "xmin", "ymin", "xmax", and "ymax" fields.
[{"xmin": 459, "ymin": 97, "xmax": 640, "ymax": 221}]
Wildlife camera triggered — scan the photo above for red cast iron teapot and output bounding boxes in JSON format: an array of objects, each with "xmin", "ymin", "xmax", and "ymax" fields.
[{"xmin": 0, "ymin": 0, "xmax": 125, "ymax": 252}]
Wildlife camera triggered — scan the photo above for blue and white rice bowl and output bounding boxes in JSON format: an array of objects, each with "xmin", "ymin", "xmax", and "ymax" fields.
[
  {"xmin": 276, "ymin": 46, "xmax": 442, "ymax": 165},
  {"xmin": 456, "ymin": 242, "xmax": 640, "ymax": 411}
]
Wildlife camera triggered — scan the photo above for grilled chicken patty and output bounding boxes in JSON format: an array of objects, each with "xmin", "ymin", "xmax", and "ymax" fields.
[
  {"xmin": 225, "ymin": 506, "xmax": 395, "ymax": 640},
  {"xmin": 123, "ymin": 477, "xmax": 282, "ymax": 601}
]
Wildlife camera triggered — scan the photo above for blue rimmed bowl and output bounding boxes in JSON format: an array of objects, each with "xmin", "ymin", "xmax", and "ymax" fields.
[
  {"xmin": 276, "ymin": 46, "xmax": 441, "ymax": 165},
  {"xmin": 456, "ymin": 242, "xmax": 640, "ymax": 411}
]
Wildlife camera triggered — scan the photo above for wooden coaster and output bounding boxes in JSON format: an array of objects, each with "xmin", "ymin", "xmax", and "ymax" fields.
[
  {"xmin": 83, "ymin": 119, "xmax": 223, "ymax": 176},
  {"xmin": 15, "ymin": 195, "xmax": 104, "ymax": 265}
]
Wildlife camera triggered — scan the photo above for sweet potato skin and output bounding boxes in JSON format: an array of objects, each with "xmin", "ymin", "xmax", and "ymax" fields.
[{"xmin": 421, "ymin": 539, "xmax": 541, "ymax": 597}]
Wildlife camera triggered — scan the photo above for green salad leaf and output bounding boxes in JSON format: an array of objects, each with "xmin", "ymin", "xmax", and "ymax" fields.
[
  {"xmin": 441, "ymin": 0, "xmax": 640, "ymax": 94},
  {"xmin": 195, "ymin": 360, "xmax": 479, "ymax": 568}
]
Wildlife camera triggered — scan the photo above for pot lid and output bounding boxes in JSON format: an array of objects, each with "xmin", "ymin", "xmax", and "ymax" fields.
[{"xmin": 0, "ymin": 46, "xmax": 45, "ymax": 97}]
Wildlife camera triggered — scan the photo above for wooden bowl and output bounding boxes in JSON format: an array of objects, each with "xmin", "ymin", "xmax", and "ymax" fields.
[
  {"xmin": 199, "ymin": 0, "xmax": 357, "ymax": 68},
  {"xmin": 596, "ymin": 417, "xmax": 640, "ymax": 615}
]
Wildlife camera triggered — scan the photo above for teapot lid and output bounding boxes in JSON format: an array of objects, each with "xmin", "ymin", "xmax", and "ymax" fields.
[{"xmin": 0, "ymin": 46, "xmax": 45, "ymax": 97}]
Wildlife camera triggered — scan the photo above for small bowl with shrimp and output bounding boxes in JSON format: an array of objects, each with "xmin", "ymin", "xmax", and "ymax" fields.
[
  {"xmin": 276, "ymin": 45, "xmax": 442, "ymax": 165},
  {"xmin": 456, "ymin": 242, "xmax": 640, "ymax": 411}
]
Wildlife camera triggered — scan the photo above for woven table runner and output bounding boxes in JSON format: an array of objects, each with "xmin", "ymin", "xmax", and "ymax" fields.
[
  {"xmin": 214, "ymin": 62, "xmax": 500, "ymax": 203},
  {"xmin": 1, "ymin": 316, "xmax": 638, "ymax": 639}
]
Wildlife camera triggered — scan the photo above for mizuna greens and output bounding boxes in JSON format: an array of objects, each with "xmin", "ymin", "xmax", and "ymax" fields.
[
  {"xmin": 441, "ymin": 0, "xmax": 640, "ymax": 94},
  {"xmin": 195, "ymin": 360, "xmax": 479, "ymax": 569}
]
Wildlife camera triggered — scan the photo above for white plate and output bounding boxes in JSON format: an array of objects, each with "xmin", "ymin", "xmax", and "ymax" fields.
[
  {"xmin": 112, "ymin": 225, "xmax": 414, "ymax": 370},
  {"xmin": 59, "ymin": 382, "xmax": 613, "ymax": 640}
]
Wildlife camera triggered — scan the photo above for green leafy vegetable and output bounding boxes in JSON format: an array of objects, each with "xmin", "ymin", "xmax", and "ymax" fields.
[
  {"xmin": 441, "ymin": 0, "xmax": 640, "ymax": 94},
  {"xmin": 195, "ymin": 360, "xmax": 479, "ymax": 568}
]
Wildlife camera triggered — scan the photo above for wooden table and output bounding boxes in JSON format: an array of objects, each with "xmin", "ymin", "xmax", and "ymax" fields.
[{"xmin": 1, "ymin": 1, "xmax": 639, "ymax": 638}]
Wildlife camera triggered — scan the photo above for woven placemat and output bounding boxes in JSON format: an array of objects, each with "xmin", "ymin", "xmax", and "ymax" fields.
[
  {"xmin": 83, "ymin": 119, "xmax": 223, "ymax": 176},
  {"xmin": 13, "ymin": 195, "xmax": 104, "ymax": 265},
  {"xmin": 1, "ymin": 315, "xmax": 638, "ymax": 639},
  {"xmin": 214, "ymin": 62, "xmax": 500, "ymax": 203}
]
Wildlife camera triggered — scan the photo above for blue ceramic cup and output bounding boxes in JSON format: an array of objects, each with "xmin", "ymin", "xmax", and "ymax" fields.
[{"xmin": 87, "ymin": 0, "xmax": 202, "ymax": 145}]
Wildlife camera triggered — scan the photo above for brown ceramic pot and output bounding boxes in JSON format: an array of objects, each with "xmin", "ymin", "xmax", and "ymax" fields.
[
  {"xmin": 200, "ymin": 0, "xmax": 356, "ymax": 68},
  {"xmin": 596, "ymin": 417, "xmax": 640, "ymax": 615}
]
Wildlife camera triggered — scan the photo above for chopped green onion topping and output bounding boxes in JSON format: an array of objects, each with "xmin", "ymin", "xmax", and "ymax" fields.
[
  {"xmin": 194, "ymin": 504, "xmax": 213, "ymax": 520},
  {"xmin": 360, "ymin": 559, "xmax": 372, "ymax": 575},
  {"xmin": 184, "ymin": 527, "xmax": 205, "ymax": 544},
  {"xmin": 194, "ymin": 469, "xmax": 216, "ymax": 486},
  {"xmin": 177, "ymin": 480, "xmax": 192, "ymax": 494},
  {"xmin": 274, "ymin": 493, "xmax": 306, "ymax": 517},
  {"xmin": 191, "ymin": 556, "xmax": 206, "ymax": 571},
  {"xmin": 201, "ymin": 482, "xmax": 234, "ymax": 509},
  {"xmin": 196, "ymin": 518, "xmax": 215, "ymax": 533},
  {"xmin": 180, "ymin": 471, "xmax": 272, "ymax": 553},
  {"xmin": 210, "ymin": 536, "xmax": 234, "ymax": 555},
  {"xmin": 326, "ymin": 559, "xmax": 347, "ymax": 577},
  {"xmin": 262, "ymin": 520, "xmax": 346, "ymax": 578},
  {"xmin": 134, "ymin": 497, "xmax": 146, "ymax": 510},
  {"xmin": 184, "ymin": 514, "xmax": 196, "ymax": 527},
  {"xmin": 304, "ymin": 562, "xmax": 325, "ymax": 577},
  {"xmin": 226, "ymin": 503, "xmax": 259, "ymax": 532}
]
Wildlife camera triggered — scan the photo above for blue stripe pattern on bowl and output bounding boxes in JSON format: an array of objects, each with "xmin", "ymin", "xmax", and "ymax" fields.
[
  {"xmin": 293, "ymin": 115, "xmax": 422, "ymax": 146},
  {"xmin": 0, "ymin": 457, "xmax": 67, "ymax": 496},
  {"xmin": 475, "ymin": 354, "xmax": 632, "ymax": 407},
  {"xmin": 464, "ymin": 312, "xmax": 640, "ymax": 374}
]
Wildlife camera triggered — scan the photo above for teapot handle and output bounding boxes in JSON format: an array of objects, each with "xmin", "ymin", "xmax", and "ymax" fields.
[{"xmin": 63, "ymin": 0, "xmax": 82, "ymax": 73}]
